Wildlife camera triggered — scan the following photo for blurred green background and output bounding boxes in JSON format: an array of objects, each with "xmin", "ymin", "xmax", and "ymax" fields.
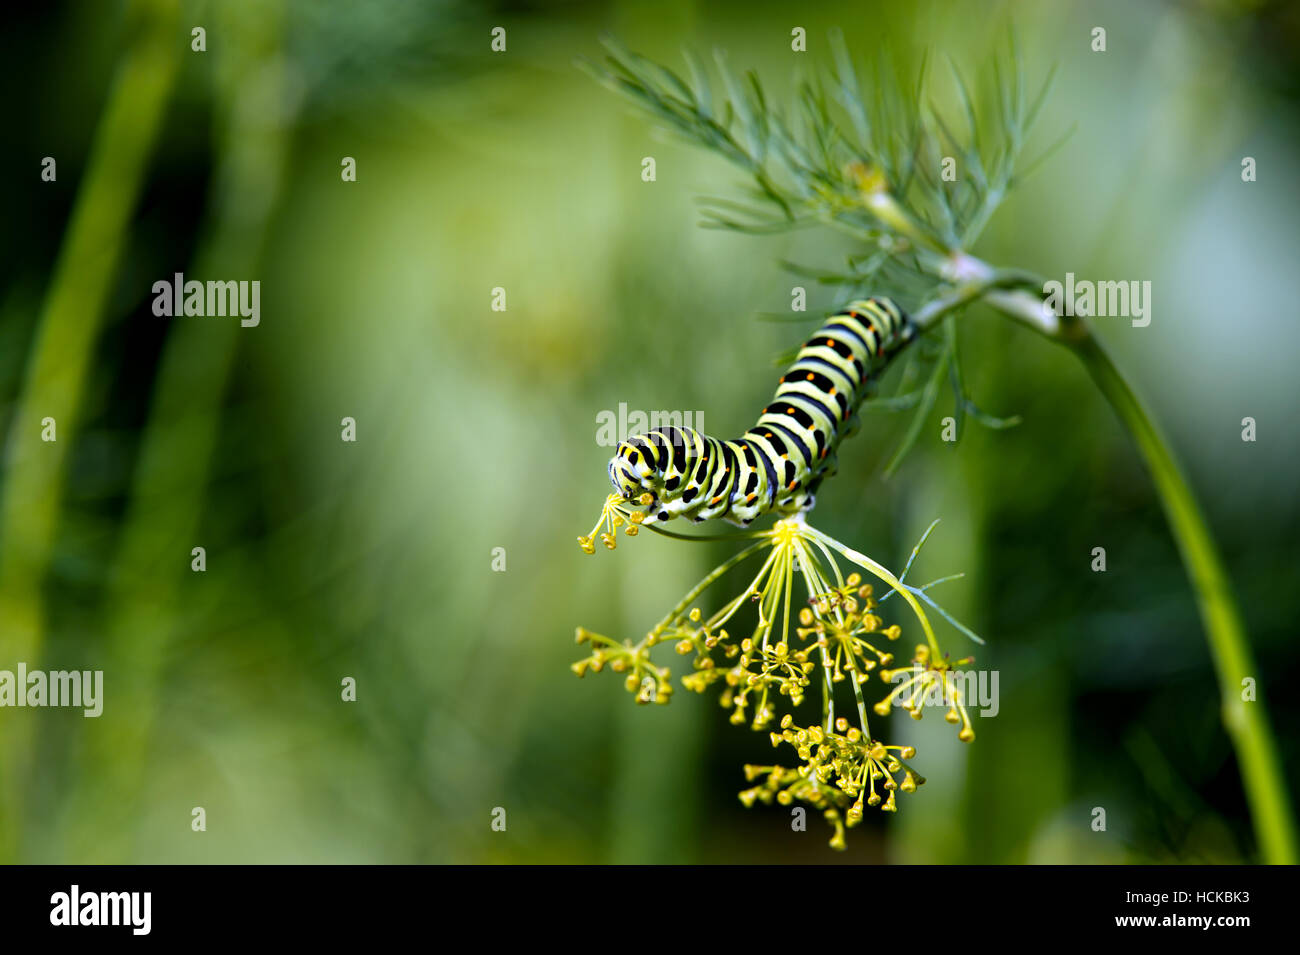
[{"xmin": 1, "ymin": 0, "xmax": 1297, "ymax": 863}]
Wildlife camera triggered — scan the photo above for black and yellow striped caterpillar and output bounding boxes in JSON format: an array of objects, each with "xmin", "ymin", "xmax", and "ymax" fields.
[{"xmin": 609, "ymin": 297, "xmax": 915, "ymax": 527}]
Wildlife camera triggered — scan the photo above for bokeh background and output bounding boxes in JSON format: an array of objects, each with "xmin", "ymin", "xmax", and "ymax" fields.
[{"xmin": 1, "ymin": 0, "xmax": 1297, "ymax": 863}]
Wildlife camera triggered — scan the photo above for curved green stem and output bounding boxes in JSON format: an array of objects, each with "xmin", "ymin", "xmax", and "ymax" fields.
[
  {"xmin": 916, "ymin": 251, "xmax": 1296, "ymax": 863},
  {"xmin": 1065, "ymin": 326, "xmax": 1296, "ymax": 864}
]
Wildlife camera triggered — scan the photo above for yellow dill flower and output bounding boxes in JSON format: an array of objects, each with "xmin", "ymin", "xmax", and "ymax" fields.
[
  {"xmin": 876, "ymin": 644, "xmax": 978, "ymax": 742},
  {"xmin": 574, "ymin": 505, "xmax": 980, "ymax": 847}
]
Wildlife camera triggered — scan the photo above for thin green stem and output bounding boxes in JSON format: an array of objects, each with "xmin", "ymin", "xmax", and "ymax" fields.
[
  {"xmin": 905, "ymin": 247, "xmax": 1298, "ymax": 862},
  {"xmin": 927, "ymin": 261, "xmax": 1297, "ymax": 862},
  {"xmin": 802, "ymin": 524, "xmax": 943, "ymax": 657},
  {"xmin": 795, "ymin": 537, "xmax": 874, "ymax": 740},
  {"xmin": 793, "ymin": 542, "xmax": 838, "ymax": 733},
  {"xmin": 911, "ymin": 268, "xmax": 1045, "ymax": 331},
  {"xmin": 651, "ymin": 538, "xmax": 772, "ymax": 635},
  {"xmin": 780, "ymin": 540, "xmax": 793, "ymax": 650},
  {"xmin": 0, "ymin": 0, "xmax": 180, "ymax": 862},
  {"xmin": 1065, "ymin": 326, "xmax": 1296, "ymax": 864}
]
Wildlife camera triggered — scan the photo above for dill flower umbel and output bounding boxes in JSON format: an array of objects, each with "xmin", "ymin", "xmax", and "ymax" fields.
[
  {"xmin": 575, "ymin": 502, "xmax": 981, "ymax": 849},
  {"xmin": 877, "ymin": 644, "xmax": 978, "ymax": 742}
]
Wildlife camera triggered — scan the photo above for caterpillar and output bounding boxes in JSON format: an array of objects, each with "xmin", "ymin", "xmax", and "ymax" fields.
[{"xmin": 609, "ymin": 297, "xmax": 916, "ymax": 527}]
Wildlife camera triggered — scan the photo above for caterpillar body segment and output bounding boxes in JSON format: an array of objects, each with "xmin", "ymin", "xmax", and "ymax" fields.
[{"xmin": 609, "ymin": 298, "xmax": 916, "ymax": 527}]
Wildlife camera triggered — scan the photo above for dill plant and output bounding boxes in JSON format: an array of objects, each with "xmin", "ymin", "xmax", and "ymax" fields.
[{"xmin": 572, "ymin": 34, "xmax": 1295, "ymax": 860}]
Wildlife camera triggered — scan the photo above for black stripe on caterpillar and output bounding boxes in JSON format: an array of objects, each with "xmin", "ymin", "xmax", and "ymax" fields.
[{"xmin": 609, "ymin": 297, "xmax": 916, "ymax": 527}]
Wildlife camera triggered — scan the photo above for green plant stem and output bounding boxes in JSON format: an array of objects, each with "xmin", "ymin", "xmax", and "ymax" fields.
[
  {"xmin": 0, "ymin": 0, "xmax": 180, "ymax": 861},
  {"xmin": 917, "ymin": 250, "xmax": 1295, "ymax": 862},
  {"xmin": 1064, "ymin": 325, "xmax": 1296, "ymax": 865},
  {"xmin": 650, "ymin": 538, "xmax": 771, "ymax": 634},
  {"xmin": 959, "ymin": 264, "xmax": 1295, "ymax": 861}
]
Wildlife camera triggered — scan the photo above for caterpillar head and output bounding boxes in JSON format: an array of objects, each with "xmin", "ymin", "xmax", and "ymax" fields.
[
  {"xmin": 608, "ymin": 437, "xmax": 661, "ymax": 505},
  {"xmin": 608, "ymin": 428, "xmax": 708, "ymax": 526}
]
